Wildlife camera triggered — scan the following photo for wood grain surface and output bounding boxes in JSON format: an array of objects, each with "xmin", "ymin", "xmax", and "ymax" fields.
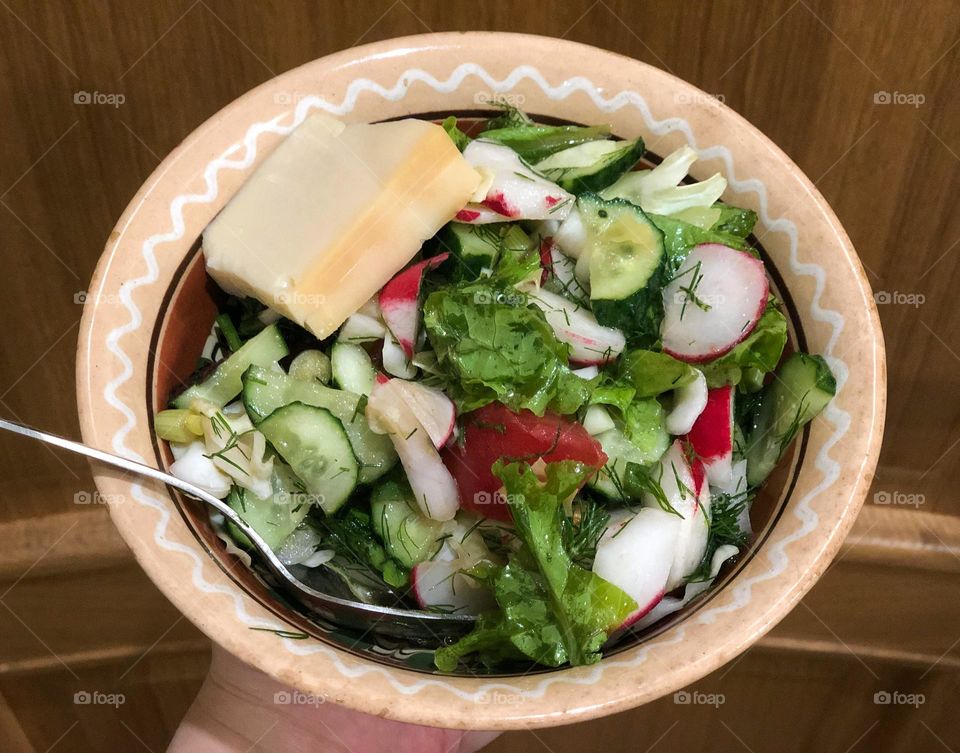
[{"xmin": 0, "ymin": 1, "xmax": 957, "ymax": 751}]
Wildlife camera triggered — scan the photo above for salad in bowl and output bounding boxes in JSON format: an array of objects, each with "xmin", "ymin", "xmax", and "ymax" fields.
[{"xmin": 152, "ymin": 105, "xmax": 835, "ymax": 673}]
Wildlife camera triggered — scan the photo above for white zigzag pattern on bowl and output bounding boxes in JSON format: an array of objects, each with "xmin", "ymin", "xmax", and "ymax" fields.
[{"xmin": 101, "ymin": 62, "xmax": 850, "ymax": 699}]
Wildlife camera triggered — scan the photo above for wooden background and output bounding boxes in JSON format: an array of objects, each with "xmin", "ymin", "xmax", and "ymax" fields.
[{"xmin": 1, "ymin": 1, "xmax": 958, "ymax": 751}]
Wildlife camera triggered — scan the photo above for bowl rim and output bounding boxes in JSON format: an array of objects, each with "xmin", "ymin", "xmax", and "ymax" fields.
[{"xmin": 76, "ymin": 31, "xmax": 886, "ymax": 729}]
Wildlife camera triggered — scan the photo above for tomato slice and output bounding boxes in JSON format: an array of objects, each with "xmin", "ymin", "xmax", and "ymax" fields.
[{"xmin": 441, "ymin": 403, "xmax": 607, "ymax": 521}]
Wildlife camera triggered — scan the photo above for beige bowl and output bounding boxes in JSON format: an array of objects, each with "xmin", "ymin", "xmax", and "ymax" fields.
[{"xmin": 76, "ymin": 32, "xmax": 885, "ymax": 729}]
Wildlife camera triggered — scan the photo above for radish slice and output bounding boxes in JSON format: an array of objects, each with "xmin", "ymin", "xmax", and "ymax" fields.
[
  {"xmin": 593, "ymin": 507, "xmax": 681, "ymax": 627},
  {"xmin": 454, "ymin": 205, "xmax": 508, "ymax": 224},
  {"xmin": 526, "ymin": 287, "xmax": 625, "ymax": 365},
  {"xmin": 665, "ymin": 369, "xmax": 708, "ymax": 435},
  {"xmin": 460, "ymin": 140, "xmax": 574, "ymax": 222},
  {"xmin": 553, "ymin": 205, "xmax": 587, "ymax": 258},
  {"xmin": 684, "ymin": 385, "xmax": 734, "ymax": 487},
  {"xmin": 382, "ymin": 331, "xmax": 417, "ymax": 379},
  {"xmin": 630, "ymin": 543, "xmax": 739, "ymax": 631},
  {"xmin": 389, "ymin": 379, "xmax": 456, "ymax": 449},
  {"xmin": 366, "ymin": 380, "xmax": 459, "ymax": 521},
  {"xmin": 411, "ymin": 558, "xmax": 496, "ymax": 614},
  {"xmin": 541, "ymin": 238, "xmax": 588, "ymax": 301},
  {"xmin": 661, "ymin": 244, "xmax": 769, "ymax": 363},
  {"xmin": 642, "ymin": 440, "xmax": 710, "ymax": 591},
  {"xmin": 572, "ymin": 365, "xmax": 599, "ymax": 380},
  {"xmin": 379, "ymin": 253, "xmax": 448, "ymax": 358},
  {"xmin": 338, "ymin": 313, "xmax": 386, "ymax": 343}
]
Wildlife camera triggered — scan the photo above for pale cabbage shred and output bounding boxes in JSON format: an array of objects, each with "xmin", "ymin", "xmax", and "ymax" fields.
[{"xmin": 169, "ymin": 399, "xmax": 273, "ymax": 500}]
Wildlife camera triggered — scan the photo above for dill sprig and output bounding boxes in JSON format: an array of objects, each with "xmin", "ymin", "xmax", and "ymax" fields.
[
  {"xmin": 685, "ymin": 489, "xmax": 752, "ymax": 583},
  {"xmin": 561, "ymin": 498, "xmax": 609, "ymax": 570}
]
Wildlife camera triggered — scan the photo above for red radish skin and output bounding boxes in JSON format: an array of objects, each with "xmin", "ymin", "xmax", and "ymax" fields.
[
  {"xmin": 442, "ymin": 403, "xmax": 607, "ymax": 521},
  {"xmin": 539, "ymin": 238, "xmax": 554, "ymax": 285},
  {"xmin": 462, "ymin": 141, "xmax": 574, "ymax": 223},
  {"xmin": 452, "ymin": 204, "xmax": 510, "ymax": 224},
  {"xmin": 661, "ymin": 244, "xmax": 769, "ymax": 363},
  {"xmin": 684, "ymin": 386, "xmax": 735, "ymax": 487},
  {"xmin": 619, "ymin": 589, "xmax": 667, "ymax": 629},
  {"xmin": 690, "ymin": 455, "xmax": 706, "ymax": 496},
  {"xmin": 481, "ymin": 192, "xmax": 517, "ymax": 218},
  {"xmin": 378, "ymin": 253, "xmax": 449, "ymax": 358}
]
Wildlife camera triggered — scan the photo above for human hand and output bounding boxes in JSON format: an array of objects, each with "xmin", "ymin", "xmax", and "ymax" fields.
[{"xmin": 167, "ymin": 644, "xmax": 501, "ymax": 753}]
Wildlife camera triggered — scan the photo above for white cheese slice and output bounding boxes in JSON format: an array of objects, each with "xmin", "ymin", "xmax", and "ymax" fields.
[{"xmin": 202, "ymin": 113, "xmax": 480, "ymax": 339}]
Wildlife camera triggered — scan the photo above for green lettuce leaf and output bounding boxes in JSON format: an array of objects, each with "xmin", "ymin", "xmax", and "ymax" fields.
[
  {"xmin": 621, "ymin": 398, "xmax": 670, "ymax": 461},
  {"xmin": 434, "ymin": 461, "xmax": 636, "ymax": 671},
  {"xmin": 711, "ymin": 203, "xmax": 758, "ymax": 238},
  {"xmin": 700, "ymin": 302, "xmax": 788, "ymax": 390},
  {"xmin": 496, "ymin": 461, "xmax": 636, "ymax": 665},
  {"xmin": 617, "ymin": 349, "xmax": 697, "ymax": 397},
  {"xmin": 649, "ymin": 212, "xmax": 755, "ymax": 276},
  {"xmin": 441, "ymin": 116, "xmax": 470, "ymax": 152},
  {"xmin": 588, "ymin": 376, "xmax": 636, "ymax": 414},
  {"xmin": 423, "ymin": 280, "xmax": 590, "ymax": 416}
]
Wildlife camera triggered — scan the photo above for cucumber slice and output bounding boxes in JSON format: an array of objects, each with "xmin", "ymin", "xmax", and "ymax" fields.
[
  {"xmin": 438, "ymin": 222, "xmax": 533, "ymax": 280},
  {"xmin": 242, "ymin": 365, "xmax": 396, "ymax": 484},
  {"xmin": 534, "ymin": 138, "xmax": 645, "ymax": 195},
  {"xmin": 288, "ymin": 349, "xmax": 332, "ymax": 384},
  {"xmin": 478, "ymin": 123, "xmax": 611, "ymax": 163},
  {"xmin": 330, "ymin": 342, "xmax": 375, "ymax": 396},
  {"xmin": 173, "ymin": 324, "xmax": 287, "ymax": 409},
  {"xmin": 589, "ymin": 399, "xmax": 669, "ymax": 499},
  {"xmin": 745, "ymin": 353, "xmax": 836, "ymax": 486},
  {"xmin": 226, "ymin": 463, "xmax": 310, "ymax": 550},
  {"xmin": 622, "ymin": 398, "xmax": 671, "ymax": 461},
  {"xmin": 257, "ymin": 402, "xmax": 358, "ymax": 515},
  {"xmin": 579, "ymin": 194, "xmax": 668, "ymax": 346},
  {"xmin": 370, "ymin": 477, "xmax": 444, "ymax": 568},
  {"xmin": 589, "ymin": 428, "xmax": 655, "ymax": 499}
]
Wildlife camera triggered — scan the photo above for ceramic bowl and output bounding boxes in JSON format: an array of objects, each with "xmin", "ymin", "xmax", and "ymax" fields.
[{"xmin": 76, "ymin": 32, "xmax": 885, "ymax": 729}]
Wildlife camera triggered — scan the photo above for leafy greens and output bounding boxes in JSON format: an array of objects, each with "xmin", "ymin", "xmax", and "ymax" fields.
[{"xmin": 434, "ymin": 461, "xmax": 636, "ymax": 671}]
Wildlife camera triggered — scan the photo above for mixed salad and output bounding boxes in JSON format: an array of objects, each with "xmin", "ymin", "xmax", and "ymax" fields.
[{"xmin": 155, "ymin": 107, "xmax": 836, "ymax": 672}]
